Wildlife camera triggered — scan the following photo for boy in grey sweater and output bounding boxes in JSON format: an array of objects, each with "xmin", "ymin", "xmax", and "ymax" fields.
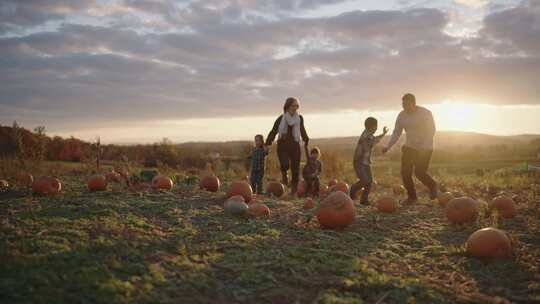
[{"xmin": 350, "ymin": 117, "xmax": 388, "ymax": 205}]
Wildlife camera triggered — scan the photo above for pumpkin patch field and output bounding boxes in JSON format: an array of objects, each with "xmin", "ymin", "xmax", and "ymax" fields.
[{"xmin": 1, "ymin": 161, "xmax": 539, "ymax": 304}]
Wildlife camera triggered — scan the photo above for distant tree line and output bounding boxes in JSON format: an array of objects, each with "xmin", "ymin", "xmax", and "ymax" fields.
[{"xmin": 1, "ymin": 122, "xmax": 538, "ymax": 175}]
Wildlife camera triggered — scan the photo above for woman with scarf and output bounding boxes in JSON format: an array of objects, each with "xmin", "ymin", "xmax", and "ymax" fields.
[{"xmin": 266, "ymin": 97, "xmax": 309, "ymax": 196}]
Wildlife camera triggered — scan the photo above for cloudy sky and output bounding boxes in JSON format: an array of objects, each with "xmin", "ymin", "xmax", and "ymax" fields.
[{"xmin": 1, "ymin": 0, "xmax": 539, "ymax": 143}]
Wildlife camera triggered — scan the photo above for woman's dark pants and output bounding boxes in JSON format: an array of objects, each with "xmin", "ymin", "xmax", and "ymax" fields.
[{"xmin": 277, "ymin": 140, "xmax": 301, "ymax": 192}]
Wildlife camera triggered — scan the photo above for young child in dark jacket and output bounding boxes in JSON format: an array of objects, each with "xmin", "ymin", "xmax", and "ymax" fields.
[
  {"xmin": 248, "ymin": 134, "xmax": 269, "ymax": 194},
  {"xmin": 302, "ymin": 145, "xmax": 322, "ymax": 197},
  {"xmin": 350, "ymin": 117, "xmax": 388, "ymax": 204}
]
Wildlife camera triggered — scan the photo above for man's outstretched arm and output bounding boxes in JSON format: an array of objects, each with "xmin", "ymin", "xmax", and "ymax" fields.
[{"xmin": 382, "ymin": 114, "xmax": 403, "ymax": 153}]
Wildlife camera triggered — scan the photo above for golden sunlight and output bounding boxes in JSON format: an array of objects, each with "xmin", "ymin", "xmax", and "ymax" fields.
[
  {"xmin": 57, "ymin": 102, "xmax": 540, "ymax": 144},
  {"xmin": 430, "ymin": 101, "xmax": 481, "ymax": 132}
]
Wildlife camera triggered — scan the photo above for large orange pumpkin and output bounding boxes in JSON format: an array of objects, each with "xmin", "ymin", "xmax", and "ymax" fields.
[
  {"xmin": 438, "ymin": 192, "xmax": 454, "ymax": 207},
  {"xmin": 16, "ymin": 172, "xmax": 34, "ymax": 187},
  {"xmin": 105, "ymin": 171, "xmax": 122, "ymax": 183},
  {"xmin": 87, "ymin": 175, "xmax": 107, "ymax": 191},
  {"xmin": 226, "ymin": 181, "xmax": 253, "ymax": 203},
  {"xmin": 466, "ymin": 227, "xmax": 511, "ymax": 259},
  {"xmin": 316, "ymin": 191, "xmax": 355, "ymax": 230},
  {"xmin": 446, "ymin": 197, "xmax": 479, "ymax": 224},
  {"xmin": 266, "ymin": 182, "xmax": 285, "ymax": 197},
  {"xmin": 32, "ymin": 177, "xmax": 61, "ymax": 195},
  {"xmin": 490, "ymin": 196, "xmax": 516, "ymax": 218},
  {"xmin": 152, "ymin": 175, "xmax": 174, "ymax": 190},
  {"xmin": 331, "ymin": 182, "xmax": 349, "ymax": 194},
  {"xmin": 247, "ymin": 203, "xmax": 271, "ymax": 217},
  {"xmin": 392, "ymin": 184, "xmax": 406, "ymax": 195},
  {"xmin": 199, "ymin": 175, "xmax": 220, "ymax": 192},
  {"xmin": 376, "ymin": 197, "xmax": 398, "ymax": 213},
  {"xmin": 327, "ymin": 179, "xmax": 338, "ymax": 187}
]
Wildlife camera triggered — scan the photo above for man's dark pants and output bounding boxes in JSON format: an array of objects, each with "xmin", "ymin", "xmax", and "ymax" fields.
[{"xmin": 401, "ymin": 146, "xmax": 437, "ymax": 200}]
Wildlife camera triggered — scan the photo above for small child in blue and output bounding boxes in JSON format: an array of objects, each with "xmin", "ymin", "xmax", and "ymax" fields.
[
  {"xmin": 248, "ymin": 134, "xmax": 269, "ymax": 194},
  {"xmin": 350, "ymin": 117, "xmax": 388, "ymax": 205}
]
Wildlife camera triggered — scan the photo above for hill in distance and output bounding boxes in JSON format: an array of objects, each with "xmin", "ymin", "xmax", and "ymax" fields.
[{"xmin": 175, "ymin": 131, "xmax": 540, "ymax": 149}]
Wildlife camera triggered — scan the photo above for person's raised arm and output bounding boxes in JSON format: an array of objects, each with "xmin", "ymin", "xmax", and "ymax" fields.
[
  {"xmin": 382, "ymin": 114, "xmax": 403, "ymax": 153},
  {"xmin": 374, "ymin": 126, "xmax": 389, "ymax": 145},
  {"xmin": 300, "ymin": 115, "xmax": 309, "ymax": 145},
  {"xmin": 266, "ymin": 115, "xmax": 282, "ymax": 146}
]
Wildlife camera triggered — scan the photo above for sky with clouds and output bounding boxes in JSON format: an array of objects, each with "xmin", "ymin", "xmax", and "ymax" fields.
[{"xmin": 1, "ymin": 0, "xmax": 539, "ymax": 143}]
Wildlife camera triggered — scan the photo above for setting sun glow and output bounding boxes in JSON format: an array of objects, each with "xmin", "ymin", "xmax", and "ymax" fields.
[{"xmin": 53, "ymin": 102, "xmax": 540, "ymax": 144}]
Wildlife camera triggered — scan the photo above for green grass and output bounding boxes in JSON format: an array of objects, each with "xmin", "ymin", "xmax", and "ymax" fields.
[{"xmin": 1, "ymin": 161, "xmax": 539, "ymax": 303}]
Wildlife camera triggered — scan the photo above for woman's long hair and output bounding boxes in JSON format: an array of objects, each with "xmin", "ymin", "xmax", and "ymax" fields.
[{"xmin": 283, "ymin": 97, "xmax": 299, "ymax": 113}]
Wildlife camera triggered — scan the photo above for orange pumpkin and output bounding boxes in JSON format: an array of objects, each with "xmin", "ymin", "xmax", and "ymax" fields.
[
  {"xmin": 376, "ymin": 197, "xmax": 398, "ymax": 213},
  {"xmin": 490, "ymin": 196, "xmax": 516, "ymax": 218},
  {"xmin": 87, "ymin": 175, "xmax": 107, "ymax": 191},
  {"xmin": 438, "ymin": 192, "xmax": 454, "ymax": 207},
  {"xmin": 0, "ymin": 179, "xmax": 9, "ymax": 191},
  {"xmin": 392, "ymin": 184, "xmax": 405, "ymax": 195},
  {"xmin": 152, "ymin": 175, "xmax": 173, "ymax": 191},
  {"xmin": 32, "ymin": 177, "xmax": 61, "ymax": 195},
  {"xmin": 266, "ymin": 182, "xmax": 285, "ymax": 197},
  {"xmin": 327, "ymin": 179, "xmax": 338, "ymax": 187},
  {"xmin": 105, "ymin": 171, "xmax": 122, "ymax": 183},
  {"xmin": 446, "ymin": 197, "xmax": 479, "ymax": 224},
  {"xmin": 247, "ymin": 203, "xmax": 271, "ymax": 217},
  {"xmin": 466, "ymin": 227, "xmax": 511, "ymax": 259},
  {"xmin": 331, "ymin": 182, "xmax": 349, "ymax": 194},
  {"xmin": 16, "ymin": 172, "xmax": 34, "ymax": 187},
  {"xmin": 303, "ymin": 198, "xmax": 316, "ymax": 209},
  {"xmin": 199, "ymin": 175, "xmax": 220, "ymax": 192},
  {"xmin": 226, "ymin": 181, "xmax": 253, "ymax": 203},
  {"xmin": 316, "ymin": 191, "xmax": 355, "ymax": 230}
]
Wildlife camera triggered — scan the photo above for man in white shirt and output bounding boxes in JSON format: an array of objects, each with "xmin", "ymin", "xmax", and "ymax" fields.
[{"xmin": 382, "ymin": 93, "xmax": 437, "ymax": 204}]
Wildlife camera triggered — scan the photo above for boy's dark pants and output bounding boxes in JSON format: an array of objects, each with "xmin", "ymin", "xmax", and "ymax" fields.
[
  {"xmin": 277, "ymin": 140, "xmax": 301, "ymax": 191},
  {"xmin": 401, "ymin": 146, "xmax": 437, "ymax": 200},
  {"xmin": 250, "ymin": 170, "xmax": 264, "ymax": 194},
  {"xmin": 304, "ymin": 175, "xmax": 320, "ymax": 197},
  {"xmin": 351, "ymin": 163, "xmax": 372, "ymax": 203}
]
